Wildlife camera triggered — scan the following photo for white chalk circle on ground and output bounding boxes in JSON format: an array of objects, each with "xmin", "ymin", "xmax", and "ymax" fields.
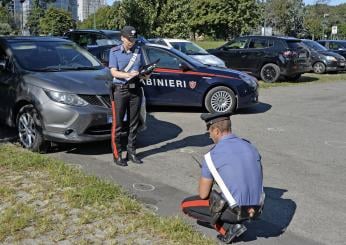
[
  {"xmin": 143, "ymin": 203, "xmax": 159, "ymax": 212},
  {"xmin": 133, "ymin": 183, "xmax": 155, "ymax": 192},
  {"xmin": 324, "ymin": 141, "xmax": 346, "ymax": 149},
  {"xmin": 267, "ymin": 127, "xmax": 285, "ymax": 132}
]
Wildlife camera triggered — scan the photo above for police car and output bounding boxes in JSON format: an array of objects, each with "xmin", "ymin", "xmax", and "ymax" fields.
[{"xmin": 139, "ymin": 43, "xmax": 258, "ymax": 113}]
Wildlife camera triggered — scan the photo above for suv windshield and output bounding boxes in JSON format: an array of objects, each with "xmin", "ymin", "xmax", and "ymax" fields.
[
  {"xmin": 9, "ymin": 41, "xmax": 102, "ymax": 71},
  {"xmin": 303, "ymin": 40, "xmax": 327, "ymax": 51},
  {"xmin": 170, "ymin": 41, "xmax": 208, "ymax": 55}
]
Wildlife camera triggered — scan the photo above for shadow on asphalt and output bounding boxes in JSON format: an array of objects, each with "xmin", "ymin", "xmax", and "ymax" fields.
[
  {"xmin": 51, "ymin": 113, "xmax": 183, "ymax": 155},
  {"xmin": 196, "ymin": 187, "xmax": 296, "ymax": 243},
  {"xmin": 237, "ymin": 102, "xmax": 272, "ymax": 115}
]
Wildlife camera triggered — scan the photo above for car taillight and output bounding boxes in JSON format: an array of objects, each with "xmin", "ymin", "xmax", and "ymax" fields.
[{"xmin": 282, "ymin": 50, "xmax": 297, "ymax": 58}]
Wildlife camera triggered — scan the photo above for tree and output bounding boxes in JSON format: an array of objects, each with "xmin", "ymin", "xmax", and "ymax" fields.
[
  {"xmin": 265, "ymin": 0, "xmax": 305, "ymax": 36},
  {"xmin": 190, "ymin": 0, "xmax": 261, "ymax": 39},
  {"xmin": 39, "ymin": 8, "xmax": 75, "ymax": 36},
  {"xmin": 0, "ymin": 5, "xmax": 15, "ymax": 33},
  {"xmin": 26, "ymin": 0, "xmax": 45, "ymax": 35},
  {"xmin": 78, "ymin": 6, "xmax": 120, "ymax": 30},
  {"xmin": 153, "ymin": 0, "xmax": 191, "ymax": 38}
]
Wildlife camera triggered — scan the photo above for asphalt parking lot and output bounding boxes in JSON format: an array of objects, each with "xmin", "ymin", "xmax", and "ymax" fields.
[{"xmin": 2, "ymin": 80, "xmax": 346, "ymax": 244}]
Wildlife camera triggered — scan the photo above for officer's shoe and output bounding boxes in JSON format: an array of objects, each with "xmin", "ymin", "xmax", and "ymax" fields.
[
  {"xmin": 127, "ymin": 152, "xmax": 143, "ymax": 164},
  {"xmin": 216, "ymin": 224, "xmax": 247, "ymax": 244},
  {"xmin": 113, "ymin": 155, "xmax": 128, "ymax": 167}
]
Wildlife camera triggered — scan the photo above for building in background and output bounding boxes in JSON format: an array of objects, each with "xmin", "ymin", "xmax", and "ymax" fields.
[{"xmin": 77, "ymin": 0, "xmax": 106, "ymax": 22}]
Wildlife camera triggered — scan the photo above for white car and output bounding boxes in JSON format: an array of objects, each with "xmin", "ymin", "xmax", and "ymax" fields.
[{"xmin": 148, "ymin": 38, "xmax": 226, "ymax": 68}]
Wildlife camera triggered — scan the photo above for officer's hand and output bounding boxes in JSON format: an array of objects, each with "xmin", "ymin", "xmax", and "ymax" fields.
[{"xmin": 128, "ymin": 71, "xmax": 139, "ymax": 79}]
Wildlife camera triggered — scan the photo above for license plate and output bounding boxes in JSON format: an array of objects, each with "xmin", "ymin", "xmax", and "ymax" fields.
[
  {"xmin": 107, "ymin": 115, "xmax": 112, "ymax": 123},
  {"xmin": 340, "ymin": 62, "xmax": 345, "ymax": 66},
  {"xmin": 299, "ymin": 53, "xmax": 307, "ymax": 58}
]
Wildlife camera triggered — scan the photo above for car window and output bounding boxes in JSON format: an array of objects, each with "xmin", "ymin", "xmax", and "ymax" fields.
[
  {"xmin": 248, "ymin": 38, "xmax": 268, "ymax": 49},
  {"xmin": 223, "ymin": 38, "xmax": 248, "ymax": 49},
  {"xmin": 146, "ymin": 47, "xmax": 182, "ymax": 69},
  {"xmin": 330, "ymin": 42, "xmax": 346, "ymax": 49},
  {"xmin": 302, "ymin": 40, "xmax": 327, "ymax": 51},
  {"xmin": 9, "ymin": 41, "xmax": 101, "ymax": 71},
  {"xmin": 170, "ymin": 41, "xmax": 208, "ymax": 55}
]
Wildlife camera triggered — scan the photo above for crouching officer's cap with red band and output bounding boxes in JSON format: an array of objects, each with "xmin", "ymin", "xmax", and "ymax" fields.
[{"xmin": 201, "ymin": 112, "xmax": 232, "ymax": 130}]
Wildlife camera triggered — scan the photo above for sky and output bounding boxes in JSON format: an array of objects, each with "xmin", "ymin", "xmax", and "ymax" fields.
[{"xmin": 106, "ymin": 0, "xmax": 346, "ymax": 5}]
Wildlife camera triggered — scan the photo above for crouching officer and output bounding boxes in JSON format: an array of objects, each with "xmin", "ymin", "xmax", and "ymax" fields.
[
  {"xmin": 181, "ymin": 112, "xmax": 265, "ymax": 243},
  {"xmin": 109, "ymin": 26, "xmax": 144, "ymax": 166}
]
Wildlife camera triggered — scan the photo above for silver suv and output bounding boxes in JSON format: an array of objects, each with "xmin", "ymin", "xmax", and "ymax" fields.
[{"xmin": 0, "ymin": 37, "xmax": 112, "ymax": 152}]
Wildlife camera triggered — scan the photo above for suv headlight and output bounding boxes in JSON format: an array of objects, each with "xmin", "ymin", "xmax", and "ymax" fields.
[
  {"xmin": 326, "ymin": 56, "xmax": 337, "ymax": 62},
  {"xmin": 45, "ymin": 90, "xmax": 88, "ymax": 106},
  {"xmin": 239, "ymin": 74, "xmax": 258, "ymax": 88}
]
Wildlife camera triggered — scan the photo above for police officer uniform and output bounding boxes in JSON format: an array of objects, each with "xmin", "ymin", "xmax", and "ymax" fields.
[
  {"xmin": 181, "ymin": 112, "xmax": 264, "ymax": 243},
  {"xmin": 109, "ymin": 26, "xmax": 144, "ymax": 166}
]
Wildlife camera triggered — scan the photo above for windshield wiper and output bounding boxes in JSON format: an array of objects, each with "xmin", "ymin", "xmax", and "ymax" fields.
[
  {"xmin": 32, "ymin": 67, "xmax": 61, "ymax": 72},
  {"xmin": 59, "ymin": 66, "xmax": 100, "ymax": 70}
]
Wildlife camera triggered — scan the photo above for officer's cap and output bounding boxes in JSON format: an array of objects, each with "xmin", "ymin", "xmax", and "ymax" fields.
[
  {"xmin": 201, "ymin": 112, "xmax": 231, "ymax": 130},
  {"xmin": 121, "ymin": 26, "xmax": 137, "ymax": 41}
]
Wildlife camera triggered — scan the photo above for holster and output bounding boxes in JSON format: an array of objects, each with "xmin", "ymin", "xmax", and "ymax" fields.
[{"xmin": 209, "ymin": 190, "xmax": 228, "ymax": 225}]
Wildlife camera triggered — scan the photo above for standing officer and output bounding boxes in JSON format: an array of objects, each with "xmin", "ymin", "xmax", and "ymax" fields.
[
  {"xmin": 181, "ymin": 112, "xmax": 264, "ymax": 243},
  {"xmin": 109, "ymin": 26, "xmax": 144, "ymax": 166}
]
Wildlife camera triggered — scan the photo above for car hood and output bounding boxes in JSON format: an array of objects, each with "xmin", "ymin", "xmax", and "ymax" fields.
[
  {"xmin": 189, "ymin": 54, "xmax": 226, "ymax": 68},
  {"xmin": 317, "ymin": 50, "xmax": 345, "ymax": 59},
  {"xmin": 200, "ymin": 65, "xmax": 249, "ymax": 79},
  {"xmin": 24, "ymin": 68, "xmax": 112, "ymax": 94}
]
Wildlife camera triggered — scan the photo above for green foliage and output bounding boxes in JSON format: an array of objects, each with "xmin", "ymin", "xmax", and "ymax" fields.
[
  {"xmin": 39, "ymin": 7, "xmax": 75, "ymax": 36},
  {"xmin": 190, "ymin": 0, "xmax": 260, "ymax": 39},
  {"xmin": 0, "ymin": 23, "xmax": 11, "ymax": 35},
  {"xmin": 265, "ymin": 0, "xmax": 305, "ymax": 36},
  {"xmin": 78, "ymin": 6, "xmax": 120, "ymax": 30},
  {"xmin": 26, "ymin": 0, "xmax": 45, "ymax": 35},
  {"xmin": 153, "ymin": 0, "xmax": 191, "ymax": 38}
]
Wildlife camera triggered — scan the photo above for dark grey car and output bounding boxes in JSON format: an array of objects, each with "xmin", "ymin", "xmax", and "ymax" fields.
[
  {"xmin": 0, "ymin": 36, "xmax": 112, "ymax": 152},
  {"xmin": 302, "ymin": 39, "xmax": 346, "ymax": 74}
]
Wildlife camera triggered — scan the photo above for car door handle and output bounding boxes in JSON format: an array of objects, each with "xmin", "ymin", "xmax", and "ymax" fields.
[{"xmin": 151, "ymin": 72, "xmax": 160, "ymax": 75}]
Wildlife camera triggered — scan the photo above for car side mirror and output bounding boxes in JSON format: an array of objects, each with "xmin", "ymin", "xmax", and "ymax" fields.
[
  {"xmin": 101, "ymin": 49, "xmax": 110, "ymax": 66},
  {"xmin": 179, "ymin": 62, "xmax": 190, "ymax": 71}
]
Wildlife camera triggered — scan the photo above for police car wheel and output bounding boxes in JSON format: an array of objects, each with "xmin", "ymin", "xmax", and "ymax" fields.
[
  {"xmin": 260, "ymin": 63, "xmax": 280, "ymax": 83},
  {"xmin": 16, "ymin": 104, "xmax": 50, "ymax": 153},
  {"xmin": 205, "ymin": 86, "xmax": 236, "ymax": 113}
]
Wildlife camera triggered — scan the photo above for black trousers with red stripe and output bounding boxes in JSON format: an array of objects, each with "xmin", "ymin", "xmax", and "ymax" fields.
[
  {"xmin": 181, "ymin": 195, "xmax": 239, "ymax": 236},
  {"xmin": 111, "ymin": 85, "xmax": 141, "ymax": 159}
]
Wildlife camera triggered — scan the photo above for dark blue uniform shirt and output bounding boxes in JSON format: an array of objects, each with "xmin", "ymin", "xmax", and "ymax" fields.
[
  {"xmin": 108, "ymin": 44, "xmax": 143, "ymax": 84},
  {"xmin": 201, "ymin": 134, "xmax": 263, "ymax": 206}
]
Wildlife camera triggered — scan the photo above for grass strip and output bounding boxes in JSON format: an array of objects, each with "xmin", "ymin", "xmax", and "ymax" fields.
[{"xmin": 0, "ymin": 143, "xmax": 215, "ymax": 244}]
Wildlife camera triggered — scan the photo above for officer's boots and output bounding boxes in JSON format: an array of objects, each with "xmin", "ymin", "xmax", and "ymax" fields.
[
  {"xmin": 217, "ymin": 224, "xmax": 247, "ymax": 244},
  {"xmin": 113, "ymin": 152, "xmax": 128, "ymax": 167},
  {"xmin": 127, "ymin": 149, "xmax": 143, "ymax": 164}
]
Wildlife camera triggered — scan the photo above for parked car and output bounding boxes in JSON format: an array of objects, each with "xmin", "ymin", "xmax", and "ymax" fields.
[
  {"xmin": 0, "ymin": 36, "xmax": 112, "ymax": 152},
  {"xmin": 208, "ymin": 36, "xmax": 312, "ymax": 83},
  {"xmin": 317, "ymin": 40, "xmax": 346, "ymax": 59},
  {"xmin": 148, "ymin": 38, "xmax": 226, "ymax": 68},
  {"xmin": 64, "ymin": 29, "xmax": 122, "ymax": 64},
  {"xmin": 103, "ymin": 43, "xmax": 258, "ymax": 114},
  {"xmin": 301, "ymin": 39, "xmax": 345, "ymax": 74}
]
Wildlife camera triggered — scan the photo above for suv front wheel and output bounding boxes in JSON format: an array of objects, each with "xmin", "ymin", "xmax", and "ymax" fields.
[
  {"xmin": 260, "ymin": 63, "xmax": 280, "ymax": 83},
  {"xmin": 17, "ymin": 104, "xmax": 50, "ymax": 153}
]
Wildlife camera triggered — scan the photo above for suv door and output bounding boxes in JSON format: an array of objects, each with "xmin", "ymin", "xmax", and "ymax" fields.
[
  {"xmin": 142, "ymin": 47, "xmax": 202, "ymax": 106},
  {"xmin": 242, "ymin": 37, "xmax": 272, "ymax": 74},
  {"xmin": 213, "ymin": 37, "xmax": 250, "ymax": 69}
]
